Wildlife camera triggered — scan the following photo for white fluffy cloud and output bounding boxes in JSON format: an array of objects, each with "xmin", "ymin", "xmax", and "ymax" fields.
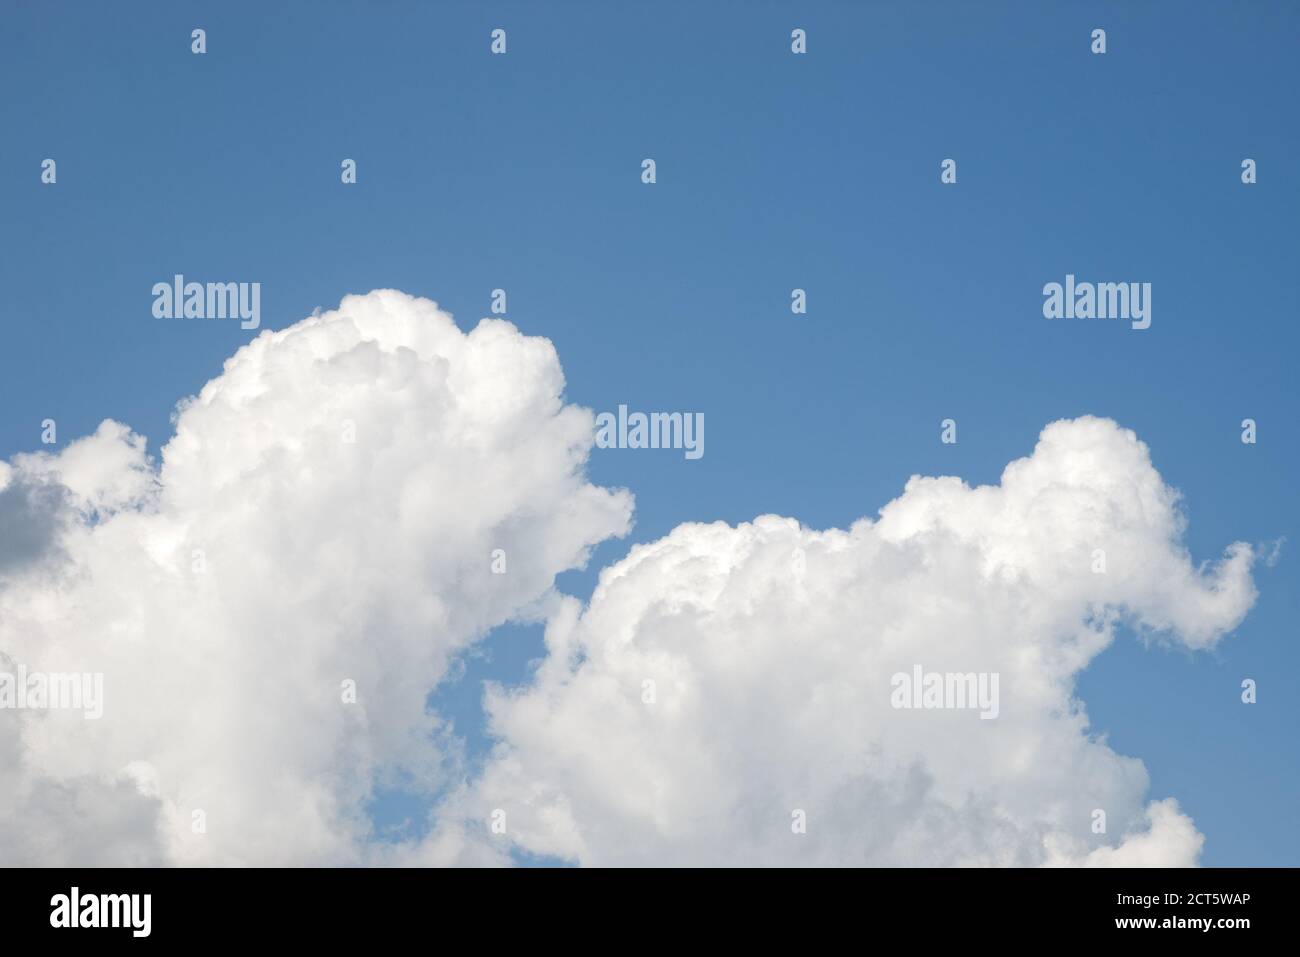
[
  {"xmin": 0, "ymin": 293, "xmax": 1259, "ymax": 867},
  {"xmin": 458, "ymin": 417, "xmax": 1255, "ymax": 866},
  {"xmin": 0, "ymin": 290, "xmax": 631, "ymax": 865}
]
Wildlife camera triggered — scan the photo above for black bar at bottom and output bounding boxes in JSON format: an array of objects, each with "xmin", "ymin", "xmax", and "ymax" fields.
[{"xmin": 1, "ymin": 866, "xmax": 1284, "ymax": 943}]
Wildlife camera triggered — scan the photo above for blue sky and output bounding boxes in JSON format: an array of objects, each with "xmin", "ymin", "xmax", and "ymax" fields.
[{"xmin": 1, "ymin": 1, "xmax": 1296, "ymax": 865}]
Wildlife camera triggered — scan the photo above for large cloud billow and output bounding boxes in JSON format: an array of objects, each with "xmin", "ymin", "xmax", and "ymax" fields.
[
  {"xmin": 0, "ymin": 290, "xmax": 632, "ymax": 865},
  {"xmin": 451, "ymin": 418, "xmax": 1255, "ymax": 866}
]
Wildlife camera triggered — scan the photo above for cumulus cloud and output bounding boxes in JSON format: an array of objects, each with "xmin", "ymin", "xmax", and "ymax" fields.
[
  {"xmin": 454, "ymin": 417, "xmax": 1256, "ymax": 866},
  {"xmin": 0, "ymin": 290, "xmax": 632, "ymax": 865},
  {"xmin": 0, "ymin": 292, "xmax": 1259, "ymax": 868}
]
